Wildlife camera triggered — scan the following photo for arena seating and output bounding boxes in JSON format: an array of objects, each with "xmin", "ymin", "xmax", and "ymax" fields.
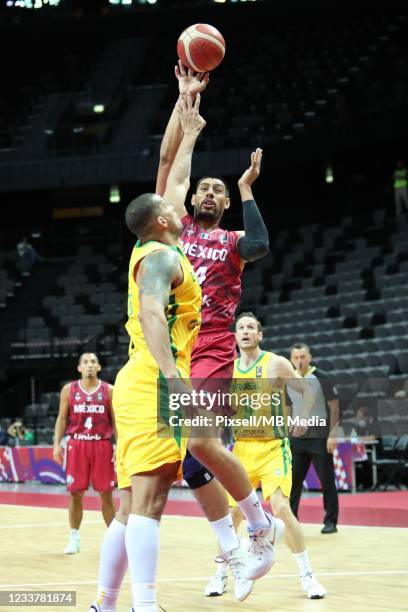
[
  {"xmin": 0, "ymin": 32, "xmax": 103, "ymax": 156},
  {"xmin": 0, "ymin": 250, "xmax": 24, "ymax": 308},
  {"xmin": 370, "ymin": 434, "xmax": 408, "ymax": 490},
  {"xmin": 144, "ymin": 16, "xmax": 408, "ymax": 151},
  {"xmin": 1, "ymin": 16, "xmax": 407, "ymax": 159}
]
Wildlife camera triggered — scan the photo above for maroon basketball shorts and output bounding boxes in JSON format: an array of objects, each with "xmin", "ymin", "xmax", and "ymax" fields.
[
  {"xmin": 190, "ymin": 328, "xmax": 236, "ymax": 416},
  {"xmin": 65, "ymin": 438, "xmax": 115, "ymax": 492}
]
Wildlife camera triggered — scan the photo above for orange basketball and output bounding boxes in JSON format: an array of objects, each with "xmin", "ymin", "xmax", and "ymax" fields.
[{"xmin": 177, "ymin": 23, "xmax": 226, "ymax": 73}]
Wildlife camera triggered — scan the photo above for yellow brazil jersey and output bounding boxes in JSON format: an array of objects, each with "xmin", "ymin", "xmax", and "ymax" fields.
[
  {"xmin": 231, "ymin": 350, "xmax": 288, "ymax": 441},
  {"xmin": 126, "ymin": 239, "xmax": 201, "ymax": 377}
]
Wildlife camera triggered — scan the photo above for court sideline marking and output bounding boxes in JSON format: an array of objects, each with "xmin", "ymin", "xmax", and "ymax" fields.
[
  {"xmin": 1, "ymin": 506, "xmax": 407, "ymax": 530},
  {"xmin": 0, "ymin": 520, "xmax": 102, "ymax": 529},
  {"xmin": 1, "ymin": 569, "xmax": 408, "ymax": 589}
]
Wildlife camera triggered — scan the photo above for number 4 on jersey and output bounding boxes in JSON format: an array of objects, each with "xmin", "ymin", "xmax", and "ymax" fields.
[
  {"xmin": 196, "ymin": 266, "xmax": 208, "ymax": 285},
  {"xmin": 84, "ymin": 416, "xmax": 93, "ymax": 430}
]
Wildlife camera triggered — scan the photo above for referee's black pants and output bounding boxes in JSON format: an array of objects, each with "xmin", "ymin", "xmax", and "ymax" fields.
[{"xmin": 290, "ymin": 437, "xmax": 339, "ymax": 525}]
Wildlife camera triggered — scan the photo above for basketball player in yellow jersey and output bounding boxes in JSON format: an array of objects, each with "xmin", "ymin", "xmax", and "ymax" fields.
[
  {"xmin": 89, "ymin": 94, "xmax": 205, "ymax": 612},
  {"xmin": 206, "ymin": 311, "xmax": 327, "ymax": 600}
]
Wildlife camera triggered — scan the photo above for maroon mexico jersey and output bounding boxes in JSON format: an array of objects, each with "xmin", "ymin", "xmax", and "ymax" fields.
[
  {"xmin": 66, "ymin": 380, "xmax": 113, "ymax": 441},
  {"xmin": 180, "ymin": 214, "xmax": 242, "ymax": 330}
]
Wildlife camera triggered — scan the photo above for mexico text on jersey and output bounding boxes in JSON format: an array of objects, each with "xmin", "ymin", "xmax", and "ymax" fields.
[
  {"xmin": 66, "ymin": 380, "xmax": 113, "ymax": 441},
  {"xmin": 180, "ymin": 214, "xmax": 242, "ymax": 330}
]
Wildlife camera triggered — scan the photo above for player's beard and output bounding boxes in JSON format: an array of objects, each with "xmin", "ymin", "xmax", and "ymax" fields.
[{"xmin": 194, "ymin": 205, "xmax": 221, "ymax": 224}]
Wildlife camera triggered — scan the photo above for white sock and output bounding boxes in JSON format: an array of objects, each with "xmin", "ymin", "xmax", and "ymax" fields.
[
  {"xmin": 236, "ymin": 491, "xmax": 270, "ymax": 530},
  {"xmin": 96, "ymin": 587, "xmax": 120, "ymax": 612},
  {"xmin": 294, "ymin": 550, "xmax": 312, "ymax": 577},
  {"xmin": 96, "ymin": 519, "xmax": 128, "ymax": 612},
  {"xmin": 131, "ymin": 585, "xmax": 157, "ymax": 611},
  {"xmin": 215, "ymin": 561, "xmax": 228, "ymax": 577},
  {"xmin": 125, "ymin": 514, "xmax": 159, "ymax": 609},
  {"xmin": 70, "ymin": 528, "xmax": 80, "ymax": 541},
  {"xmin": 209, "ymin": 514, "xmax": 240, "ymax": 553}
]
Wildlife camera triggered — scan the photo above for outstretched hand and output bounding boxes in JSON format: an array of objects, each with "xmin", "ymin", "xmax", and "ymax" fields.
[
  {"xmin": 175, "ymin": 60, "xmax": 210, "ymax": 97},
  {"xmin": 176, "ymin": 92, "xmax": 206, "ymax": 136},
  {"xmin": 238, "ymin": 148, "xmax": 263, "ymax": 187}
]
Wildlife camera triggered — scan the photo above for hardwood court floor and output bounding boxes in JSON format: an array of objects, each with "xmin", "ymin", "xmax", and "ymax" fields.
[{"xmin": 1, "ymin": 504, "xmax": 407, "ymax": 611}]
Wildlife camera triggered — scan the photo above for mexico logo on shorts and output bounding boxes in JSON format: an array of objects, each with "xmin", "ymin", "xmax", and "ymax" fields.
[{"xmin": 66, "ymin": 474, "xmax": 74, "ymax": 485}]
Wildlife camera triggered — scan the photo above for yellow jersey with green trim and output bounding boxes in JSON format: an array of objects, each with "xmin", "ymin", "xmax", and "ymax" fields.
[
  {"xmin": 126, "ymin": 240, "xmax": 201, "ymax": 377},
  {"xmin": 231, "ymin": 350, "xmax": 288, "ymax": 441}
]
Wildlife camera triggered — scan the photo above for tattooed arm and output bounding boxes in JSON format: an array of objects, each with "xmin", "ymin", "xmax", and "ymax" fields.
[{"xmin": 136, "ymin": 248, "xmax": 183, "ymax": 378}]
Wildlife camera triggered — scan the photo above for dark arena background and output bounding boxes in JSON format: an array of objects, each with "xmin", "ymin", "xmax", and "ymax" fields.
[{"xmin": 0, "ymin": 1, "xmax": 407, "ymax": 611}]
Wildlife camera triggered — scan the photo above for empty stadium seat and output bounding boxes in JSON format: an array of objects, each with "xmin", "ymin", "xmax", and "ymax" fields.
[
  {"xmin": 378, "ymin": 418, "xmax": 398, "ymax": 436},
  {"xmin": 35, "ymin": 428, "xmax": 54, "ymax": 445},
  {"xmin": 357, "ymin": 378, "xmax": 389, "ymax": 398},
  {"xmin": 377, "ymin": 400, "xmax": 405, "ymax": 418},
  {"xmin": 364, "ymin": 354, "xmax": 382, "ymax": 367},
  {"xmin": 67, "ymin": 325, "xmax": 82, "ymax": 339},
  {"xmin": 27, "ymin": 317, "xmax": 46, "ymax": 328},
  {"xmin": 377, "ymin": 353, "xmax": 398, "ymax": 373},
  {"xmin": 41, "ymin": 392, "xmax": 60, "ymax": 414},
  {"xmin": 396, "ymin": 351, "xmax": 408, "ymax": 373},
  {"xmin": 0, "ymin": 417, "xmax": 12, "ymax": 430},
  {"xmin": 348, "ymin": 356, "xmax": 367, "ymax": 369},
  {"xmin": 86, "ymin": 325, "xmax": 104, "ymax": 337},
  {"xmin": 24, "ymin": 403, "xmax": 50, "ymax": 418}
]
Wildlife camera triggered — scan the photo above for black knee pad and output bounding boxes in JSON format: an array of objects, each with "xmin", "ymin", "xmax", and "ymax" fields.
[{"xmin": 185, "ymin": 467, "xmax": 214, "ymax": 490}]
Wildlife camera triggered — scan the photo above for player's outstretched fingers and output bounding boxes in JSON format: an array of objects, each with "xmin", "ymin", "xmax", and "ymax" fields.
[
  {"xmin": 178, "ymin": 60, "xmax": 187, "ymax": 76},
  {"xmin": 254, "ymin": 148, "xmax": 263, "ymax": 170},
  {"xmin": 194, "ymin": 92, "xmax": 201, "ymax": 110}
]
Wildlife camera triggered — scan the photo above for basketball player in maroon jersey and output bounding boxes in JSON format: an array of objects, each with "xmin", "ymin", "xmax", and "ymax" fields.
[
  {"xmin": 89, "ymin": 71, "xmax": 279, "ymax": 612},
  {"xmin": 53, "ymin": 352, "xmax": 116, "ymax": 554},
  {"xmin": 156, "ymin": 63, "xmax": 272, "ymax": 596}
]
